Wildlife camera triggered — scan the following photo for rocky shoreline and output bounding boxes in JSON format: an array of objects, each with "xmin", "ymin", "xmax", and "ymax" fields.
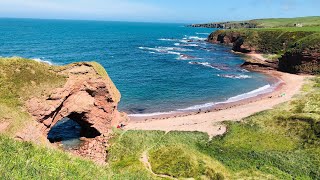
[
  {"xmin": 188, "ymin": 21, "xmax": 257, "ymax": 29},
  {"xmin": 207, "ymin": 29, "xmax": 320, "ymax": 74}
]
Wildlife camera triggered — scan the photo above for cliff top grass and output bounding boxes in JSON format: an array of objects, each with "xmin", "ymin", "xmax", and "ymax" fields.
[
  {"xmin": 0, "ymin": 57, "xmax": 66, "ymax": 135},
  {"xmin": 204, "ymin": 16, "xmax": 320, "ymax": 29},
  {"xmin": 253, "ymin": 16, "xmax": 320, "ymax": 28}
]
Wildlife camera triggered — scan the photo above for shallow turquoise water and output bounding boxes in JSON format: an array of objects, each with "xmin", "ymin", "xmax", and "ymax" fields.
[{"xmin": 0, "ymin": 18, "xmax": 274, "ymax": 115}]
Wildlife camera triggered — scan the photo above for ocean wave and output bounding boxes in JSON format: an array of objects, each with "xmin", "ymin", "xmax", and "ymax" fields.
[
  {"xmin": 168, "ymin": 51, "xmax": 181, "ymax": 55},
  {"xmin": 158, "ymin": 38, "xmax": 178, "ymax": 41},
  {"xmin": 139, "ymin": 46, "xmax": 192, "ymax": 52},
  {"xmin": 227, "ymin": 84, "xmax": 272, "ymax": 103},
  {"xmin": 217, "ymin": 74, "xmax": 252, "ymax": 79},
  {"xmin": 178, "ymin": 84, "xmax": 274, "ymax": 111},
  {"xmin": 196, "ymin": 32, "xmax": 210, "ymax": 35},
  {"xmin": 32, "ymin": 58, "xmax": 53, "ymax": 65},
  {"xmin": 188, "ymin": 61, "xmax": 221, "ymax": 70},
  {"xmin": 128, "ymin": 111, "xmax": 177, "ymax": 117},
  {"xmin": 177, "ymin": 54, "xmax": 202, "ymax": 60},
  {"xmin": 240, "ymin": 69, "xmax": 250, "ymax": 73},
  {"xmin": 175, "ymin": 43, "xmax": 199, "ymax": 47},
  {"xmin": 129, "ymin": 83, "xmax": 277, "ymax": 117},
  {"xmin": 187, "ymin": 36, "xmax": 207, "ymax": 41},
  {"xmin": 179, "ymin": 39, "xmax": 192, "ymax": 43}
]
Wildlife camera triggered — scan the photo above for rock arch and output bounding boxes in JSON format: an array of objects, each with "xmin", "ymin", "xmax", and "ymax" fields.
[{"xmin": 27, "ymin": 63, "xmax": 126, "ymax": 141}]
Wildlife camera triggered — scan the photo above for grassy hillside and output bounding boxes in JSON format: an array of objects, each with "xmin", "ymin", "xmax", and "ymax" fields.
[
  {"xmin": 253, "ymin": 16, "xmax": 320, "ymax": 28},
  {"xmin": 1, "ymin": 58, "xmax": 319, "ymax": 179},
  {"xmin": 0, "ymin": 57, "xmax": 66, "ymax": 136},
  {"xmin": 195, "ymin": 16, "xmax": 320, "ymax": 29}
]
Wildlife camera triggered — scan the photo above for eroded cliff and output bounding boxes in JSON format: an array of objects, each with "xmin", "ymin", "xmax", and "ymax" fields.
[
  {"xmin": 27, "ymin": 62, "xmax": 124, "ymax": 136},
  {"xmin": 208, "ymin": 29, "xmax": 320, "ymax": 74},
  {"xmin": 0, "ymin": 58, "xmax": 127, "ymax": 163}
]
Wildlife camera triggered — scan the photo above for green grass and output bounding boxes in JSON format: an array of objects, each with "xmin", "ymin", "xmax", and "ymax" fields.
[
  {"xmin": 0, "ymin": 57, "xmax": 66, "ymax": 135},
  {"xmin": 205, "ymin": 16, "xmax": 320, "ymax": 29},
  {"xmin": 254, "ymin": 16, "xmax": 320, "ymax": 28},
  {"xmin": 260, "ymin": 26, "xmax": 320, "ymax": 32},
  {"xmin": 0, "ymin": 136, "xmax": 113, "ymax": 179}
]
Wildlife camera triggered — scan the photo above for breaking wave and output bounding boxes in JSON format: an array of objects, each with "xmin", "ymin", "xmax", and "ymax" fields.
[
  {"xmin": 178, "ymin": 84, "xmax": 274, "ymax": 111},
  {"xmin": 217, "ymin": 74, "xmax": 252, "ymax": 79},
  {"xmin": 177, "ymin": 55, "xmax": 202, "ymax": 60},
  {"xmin": 188, "ymin": 61, "xmax": 221, "ymax": 70},
  {"xmin": 196, "ymin": 32, "xmax": 210, "ymax": 35},
  {"xmin": 32, "ymin": 58, "xmax": 53, "ymax": 65}
]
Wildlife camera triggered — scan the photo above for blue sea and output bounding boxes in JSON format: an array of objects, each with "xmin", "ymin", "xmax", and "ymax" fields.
[{"xmin": 0, "ymin": 18, "xmax": 274, "ymax": 116}]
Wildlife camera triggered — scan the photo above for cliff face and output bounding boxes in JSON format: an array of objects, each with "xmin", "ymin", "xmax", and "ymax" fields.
[
  {"xmin": 27, "ymin": 63, "xmax": 124, "ymax": 135},
  {"xmin": 27, "ymin": 62, "xmax": 125, "ymax": 136},
  {"xmin": 208, "ymin": 30, "xmax": 320, "ymax": 74}
]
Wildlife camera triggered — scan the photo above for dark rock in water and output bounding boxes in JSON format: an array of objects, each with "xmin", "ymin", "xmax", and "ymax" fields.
[{"xmin": 129, "ymin": 107, "xmax": 147, "ymax": 114}]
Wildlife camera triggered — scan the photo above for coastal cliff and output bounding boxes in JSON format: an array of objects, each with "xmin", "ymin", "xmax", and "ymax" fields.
[
  {"xmin": 189, "ymin": 16, "xmax": 320, "ymax": 29},
  {"xmin": 208, "ymin": 29, "xmax": 320, "ymax": 74},
  {"xmin": 190, "ymin": 21, "xmax": 257, "ymax": 29},
  {"xmin": 0, "ymin": 57, "xmax": 127, "ymax": 163}
]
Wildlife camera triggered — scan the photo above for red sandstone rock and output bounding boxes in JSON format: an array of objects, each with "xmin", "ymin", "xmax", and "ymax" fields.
[{"xmin": 27, "ymin": 63, "xmax": 128, "ymax": 136}]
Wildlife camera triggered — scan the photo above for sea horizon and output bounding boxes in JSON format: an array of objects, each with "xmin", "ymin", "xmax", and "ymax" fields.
[{"xmin": 0, "ymin": 16, "xmax": 196, "ymax": 24}]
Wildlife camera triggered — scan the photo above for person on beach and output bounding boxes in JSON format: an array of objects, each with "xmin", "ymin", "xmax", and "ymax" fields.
[{"xmin": 117, "ymin": 124, "xmax": 126, "ymax": 129}]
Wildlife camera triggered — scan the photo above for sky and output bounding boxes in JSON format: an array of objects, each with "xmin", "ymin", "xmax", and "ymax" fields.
[{"xmin": 0, "ymin": 0, "xmax": 319, "ymax": 23}]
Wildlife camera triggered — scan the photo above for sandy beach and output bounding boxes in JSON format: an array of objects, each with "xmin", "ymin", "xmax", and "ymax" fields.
[{"xmin": 125, "ymin": 53, "xmax": 309, "ymax": 137}]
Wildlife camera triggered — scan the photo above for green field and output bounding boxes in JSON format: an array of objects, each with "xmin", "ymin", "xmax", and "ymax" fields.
[
  {"xmin": 203, "ymin": 16, "xmax": 320, "ymax": 29},
  {"xmin": 0, "ymin": 58, "xmax": 319, "ymax": 179},
  {"xmin": 257, "ymin": 26, "xmax": 320, "ymax": 32},
  {"xmin": 253, "ymin": 16, "xmax": 320, "ymax": 28}
]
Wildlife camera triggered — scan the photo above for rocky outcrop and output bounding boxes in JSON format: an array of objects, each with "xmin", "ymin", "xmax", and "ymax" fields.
[
  {"xmin": 241, "ymin": 57, "xmax": 279, "ymax": 71},
  {"xmin": 279, "ymin": 50, "xmax": 320, "ymax": 74},
  {"xmin": 27, "ymin": 62, "xmax": 126, "ymax": 136},
  {"xmin": 208, "ymin": 30, "xmax": 252, "ymax": 53},
  {"xmin": 208, "ymin": 29, "xmax": 320, "ymax": 74},
  {"xmin": 24, "ymin": 62, "xmax": 128, "ymax": 163},
  {"xmin": 189, "ymin": 21, "xmax": 257, "ymax": 29}
]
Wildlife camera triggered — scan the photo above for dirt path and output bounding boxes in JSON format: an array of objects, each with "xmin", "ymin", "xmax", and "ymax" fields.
[
  {"xmin": 140, "ymin": 151, "xmax": 176, "ymax": 179},
  {"xmin": 0, "ymin": 122, "xmax": 9, "ymax": 133}
]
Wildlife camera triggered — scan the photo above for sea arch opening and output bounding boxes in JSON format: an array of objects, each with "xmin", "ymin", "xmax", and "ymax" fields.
[{"xmin": 47, "ymin": 112, "xmax": 101, "ymax": 149}]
